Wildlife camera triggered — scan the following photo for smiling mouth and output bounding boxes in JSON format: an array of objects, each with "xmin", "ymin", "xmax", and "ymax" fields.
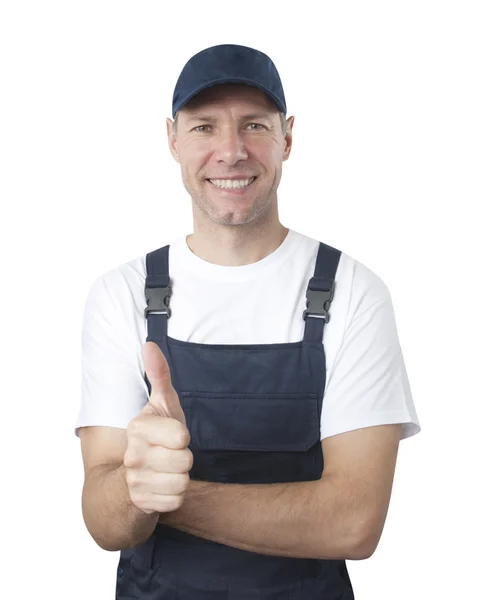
[{"xmin": 207, "ymin": 177, "xmax": 257, "ymax": 190}]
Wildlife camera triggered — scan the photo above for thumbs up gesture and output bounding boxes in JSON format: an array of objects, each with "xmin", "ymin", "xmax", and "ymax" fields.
[{"xmin": 123, "ymin": 342, "xmax": 193, "ymax": 515}]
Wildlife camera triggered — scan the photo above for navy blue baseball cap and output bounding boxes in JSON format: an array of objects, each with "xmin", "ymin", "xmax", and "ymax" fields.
[{"xmin": 172, "ymin": 44, "xmax": 287, "ymax": 119}]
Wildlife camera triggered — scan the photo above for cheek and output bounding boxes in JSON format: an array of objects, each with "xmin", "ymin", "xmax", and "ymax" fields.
[
  {"xmin": 181, "ymin": 147, "xmax": 210, "ymax": 177},
  {"xmin": 180, "ymin": 156, "xmax": 205, "ymax": 179},
  {"xmin": 252, "ymin": 141, "xmax": 282, "ymax": 166}
]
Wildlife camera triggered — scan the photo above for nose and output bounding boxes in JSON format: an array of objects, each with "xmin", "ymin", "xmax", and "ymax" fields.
[{"xmin": 213, "ymin": 126, "xmax": 248, "ymax": 166}]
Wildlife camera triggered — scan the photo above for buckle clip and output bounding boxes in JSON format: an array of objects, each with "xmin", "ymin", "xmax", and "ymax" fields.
[
  {"xmin": 144, "ymin": 286, "xmax": 172, "ymax": 318},
  {"xmin": 302, "ymin": 282, "xmax": 335, "ymax": 322}
]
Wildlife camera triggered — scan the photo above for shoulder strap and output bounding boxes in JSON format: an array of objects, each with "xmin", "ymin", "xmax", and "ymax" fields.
[
  {"xmin": 144, "ymin": 244, "xmax": 171, "ymax": 341},
  {"xmin": 303, "ymin": 242, "xmax": 341, "ymax": 343},
  {"xmin": 143, "ymin": 241, "xmax": 341, "ymax": 344}
]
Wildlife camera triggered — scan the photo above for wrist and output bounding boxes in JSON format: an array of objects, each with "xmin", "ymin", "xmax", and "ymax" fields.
[{"xmin": 158, "ymin": 479, "xmax": 211, "ymax": 526}]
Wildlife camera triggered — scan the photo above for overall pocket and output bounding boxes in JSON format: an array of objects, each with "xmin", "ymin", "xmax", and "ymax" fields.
[{"xmin": 180, "ymin": 391, "xmax": 322, "ymax": 484}]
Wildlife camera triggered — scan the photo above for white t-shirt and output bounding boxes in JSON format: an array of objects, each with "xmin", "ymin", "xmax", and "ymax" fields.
[{"xmin": 75, "ymin": 228, "xmax": 420, "ymax": 442}]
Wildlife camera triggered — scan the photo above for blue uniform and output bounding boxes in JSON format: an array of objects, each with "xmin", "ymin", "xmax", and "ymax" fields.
[{"xmin": 115, "ymin": 241, "xmax": 355, "ymax": 599}]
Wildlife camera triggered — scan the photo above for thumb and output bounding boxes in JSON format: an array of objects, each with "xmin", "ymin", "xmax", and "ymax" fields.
[{"xmin": 141, "ymin": 341, "xmax": 186, "ymax": 425}]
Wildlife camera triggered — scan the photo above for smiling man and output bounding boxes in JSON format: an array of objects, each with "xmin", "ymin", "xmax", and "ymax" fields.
[
  {"xmin": 76, "ymin": 44, "xmax": 421, "ymax": 599},
  {"xmin": 172, "ymin": 83, "xmax": 291, "ymax": 234}
]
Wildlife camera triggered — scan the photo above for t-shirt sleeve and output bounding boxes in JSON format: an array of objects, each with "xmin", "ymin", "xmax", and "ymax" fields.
[
  {"xmin": 74, "ymin": 273, "xmax": 148, "ymax": 437},
  {"xmin": 320, "ymin": 294, "xmax": 421, "ymax": 442}
]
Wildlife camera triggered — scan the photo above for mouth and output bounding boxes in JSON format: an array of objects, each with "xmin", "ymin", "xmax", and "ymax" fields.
[{"xmin": 206, "ymin": 176, "xmax": 257, "ymax": 191}]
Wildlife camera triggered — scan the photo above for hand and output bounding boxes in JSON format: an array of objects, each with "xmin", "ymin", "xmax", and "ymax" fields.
[{"xmin": 124, "ymin": 341, "xmax": 193, "ymax": 515}]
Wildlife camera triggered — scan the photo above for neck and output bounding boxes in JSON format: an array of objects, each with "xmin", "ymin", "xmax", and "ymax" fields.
[{"xmin": 186, "ymin": 213, "xmax": 289, "ymax": 267}]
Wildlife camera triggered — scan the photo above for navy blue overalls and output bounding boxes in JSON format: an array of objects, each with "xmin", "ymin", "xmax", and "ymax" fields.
[{"xmin": 115, "ymin": 240, "xmax": 355, "ymax": 599}]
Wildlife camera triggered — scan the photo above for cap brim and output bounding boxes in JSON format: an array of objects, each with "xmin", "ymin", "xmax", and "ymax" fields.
[{"xmin": 172, "ymin": 76, "xmax": 286, "ymax": 118}]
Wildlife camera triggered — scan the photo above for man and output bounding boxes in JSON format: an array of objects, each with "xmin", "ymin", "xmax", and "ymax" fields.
[{"xmin": 76, "ymin": 44, "xmax": 421, "ymax": 599}]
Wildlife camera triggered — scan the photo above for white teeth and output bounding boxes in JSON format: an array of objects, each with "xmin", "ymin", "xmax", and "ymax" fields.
[{"xmin": 209, "ymin": 177, "xmax": 255, "ymax": 189}]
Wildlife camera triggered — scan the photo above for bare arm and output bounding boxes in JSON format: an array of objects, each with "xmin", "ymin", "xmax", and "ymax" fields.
[
  {"xmin": 79, "ymin": 426, "xmax": 159, "ymax": 551},
  {"xmin": 159, "ymin": 424, "xmax": 402, "ymax": 560},
  {"xmin": 78, "ymin": 343, "xmax": 195, "ymax": 552},
  {"xmin": 161, "ymin": 477, "xmax": 354, "ymax": 560}
]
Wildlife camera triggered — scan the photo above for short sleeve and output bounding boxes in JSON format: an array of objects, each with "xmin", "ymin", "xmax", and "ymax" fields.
[
  {"xmin": 74, "ymin": 273, "xmax": 148, "ymax": 437},
  {"xmin": 320, "ymin": 295, "xmax": 421, "ymax": 442}
]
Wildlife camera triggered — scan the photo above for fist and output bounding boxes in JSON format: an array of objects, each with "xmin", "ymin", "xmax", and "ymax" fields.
[{"xmin": 124, "ymin": 341, "xmax": 193, "ymax": 515}]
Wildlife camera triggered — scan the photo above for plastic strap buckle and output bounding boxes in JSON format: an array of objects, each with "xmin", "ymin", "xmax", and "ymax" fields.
[
  {"xmin": 144, "ymin": 286, "xmax": 172, "ymax": 318},
  {"xmin": 302, "ymin": 282, "xmax": 335, "ymax": 322}
]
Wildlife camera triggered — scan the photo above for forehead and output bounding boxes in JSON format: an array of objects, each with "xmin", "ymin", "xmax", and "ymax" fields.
[{"xmin": 180, "ymin": 84, "xmax": 277, "ymax": 118}]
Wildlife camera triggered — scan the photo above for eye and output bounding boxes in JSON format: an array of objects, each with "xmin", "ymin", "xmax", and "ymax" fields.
[
  {"xmin": 246, "ymin": 123, "xmax": 266, "ymax": 131},
  {"xmin": 193, "ymin": 125, "xmax": 212, "ymax": 133}
]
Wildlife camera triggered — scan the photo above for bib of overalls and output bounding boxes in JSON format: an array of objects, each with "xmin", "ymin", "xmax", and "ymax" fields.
[{"xmin": 115, "ymin": 241, "xmax": 355, "ymax": 599}]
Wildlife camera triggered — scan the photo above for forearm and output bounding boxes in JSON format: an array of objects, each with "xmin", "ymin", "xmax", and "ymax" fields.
[
  {"xmin": 159, "ymin": 477, "xmax": 359, "ymax": 560},
  {"xmin": 82, "ymin": 464, "xmax": 159, "ymax": 551}
]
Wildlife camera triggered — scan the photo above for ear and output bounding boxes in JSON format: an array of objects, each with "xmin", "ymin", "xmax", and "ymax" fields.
[
  {"xmin": 282, "ymin": 116, "xmax": 294, "ymax": 162},
  {"xmin": 166, "ymin": 118, "xmax": 180, "ymax": 164}
]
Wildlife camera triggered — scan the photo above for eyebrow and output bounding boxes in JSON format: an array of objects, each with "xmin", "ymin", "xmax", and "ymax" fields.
[
  {"xmin": 240, "ymin": 113, "xmax": 274, "ymax": 121},
  {"xmin": 186, "ymin": 112, "xmax": 273, "ymax": 124}
]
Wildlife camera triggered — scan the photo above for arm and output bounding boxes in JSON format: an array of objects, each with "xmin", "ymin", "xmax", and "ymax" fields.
[
  {"xmin": 160, "ymin": 423, "xmax": 402, "ymax": 560},
  {"xmin": 79, "ymin": 425, "xmax": 159, "ymax": 551},
  {"xmin": 77, "ymin": 276, "xmax": 162, "ymax": 551}
]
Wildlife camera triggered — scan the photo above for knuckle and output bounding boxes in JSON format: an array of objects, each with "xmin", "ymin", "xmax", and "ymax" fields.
[
  {"xmin": 174, "ymin": 472, "xmax": 190, "ymax": 494},
  {"xmin": 157, "ymin": 472, "xmax": 186, "ymax": 495},
  {"xmin": 172, "ymin": 495, "xmax": 185, "ymax": 510},
  {"xmin": 162, "ymin": 495, "xmax": 184, "ymax": 512},
  {"xmin": 127, "ymin": 417, "xmax": 142, "ymax": 438},
  {"xmin": 182, "ymin": 448, "xmax": 194, "ymax": 471},
  {"xmin": 123, "ymin": 450, "xmax": 140, "ymax": 469},
  {"xmin": 174, "ymin": 423, "xmax": 190, "ymax": 448},
  {"xmin": 131, "ymin": 492, "xmax": 150, "ymax": 511},
  {"xmin": 125, "ymin": 469, "xmax": 140, "ymax": 488}
]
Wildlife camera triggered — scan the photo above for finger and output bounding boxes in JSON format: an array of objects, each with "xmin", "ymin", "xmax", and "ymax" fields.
[
  {"xmin": 128, "ymin": 413, "xmax": 190, "ymax": 449},
  {"xmin": 127, "ymin": 470, "xmax": 189, "ymax": 496},
  {"xmin": 142, "ymin": 342, "xmax": 186, "ymax": 424},
  {"xmin": 134, "ymin": 493, "xmax": 184, "ymax": 514},
  {"xmin": 144, "ymin": 445, "xmax": 194, "ymax": 474},
  {"xmin": 142, "ymin": 341, "xmax": 173, "ymax": 404}
]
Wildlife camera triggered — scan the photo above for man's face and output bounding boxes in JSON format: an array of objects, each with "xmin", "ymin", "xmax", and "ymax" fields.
[{"xmin": 166, "ymin": 84, "xmax": 294, "ymax": 227}]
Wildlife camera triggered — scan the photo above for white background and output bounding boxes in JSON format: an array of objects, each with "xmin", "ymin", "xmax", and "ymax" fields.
[{"xmin": 1, "ymin": 1, "xmax": 489, "ymax": 598}]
